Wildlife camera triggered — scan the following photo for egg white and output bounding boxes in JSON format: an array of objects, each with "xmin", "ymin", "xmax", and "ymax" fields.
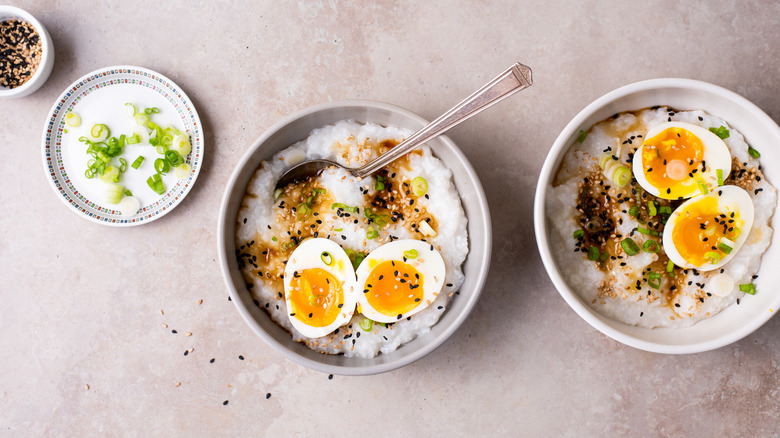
[
  {"xmin": 663, "ymin": 185, "xmax": 755, "ymax": 271},
  {"xmin": 632, "ymin": 121, "xmax": 731, "ymax": 200},
  {"xmin": 355, "ymin": 239, "xmax": 446, "ymax": 323},
  {"xmin": 283, "ymin": 238, "xmax": 358, "ymax": 338}
]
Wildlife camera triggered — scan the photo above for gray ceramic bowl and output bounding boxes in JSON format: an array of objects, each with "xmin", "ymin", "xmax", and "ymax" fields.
[{"xmin": 217, "ymin": 100, "xmax": 491, "ymax": 375}]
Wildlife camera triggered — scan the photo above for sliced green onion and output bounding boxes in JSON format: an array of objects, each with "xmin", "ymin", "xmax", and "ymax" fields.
[
  {"xmin": 134, "ymin": 113, "xmax": 149, "ymax": 126},
  {"xmin": 90, "ymin": 124, "xmax": 110, "ymax": 142},
  {"xmin": 411, "ymin": 176, "xmax": 428, "ymax": 196},
  {"xmin": 296, "ymin": 202, "xmax": 311, "ymax": 220},
  {"xmin": 709, "ymin": 125, "xmax": 730, "ymax": 140},
  {"xmin": 273, "ymin": 188, "xmax": 283, "ymax": 200},
  {"xmin": 637, "ymin": 226, "xmax": 660, "ymax": 237},
  {"xmin": 172, "ymin": 133, "xmax": 191, "ymax": 157},
  {"xmin": 345, "ymin": 249, "xmax": 365, "ymax": 269},
  {"xmin": 366, "ymin": 229, "xmax": 379, "ymax": 240},
  {"xmin": 331, "ymin": 203, "xmax": 358, "ymax": 213},
  {"xmin": 127, "ymin": 132, "xmax": 141, "ymax": 145},
  {"xmin": 666, "ymin": 260, "xmax": 674, "ymax": 273},
  {"xmin": 576, "ymin": 129, "xmax": 587, "ymax": 143},
  {"xmin": 99, "ymin": 165, "xmax": 120, "ymax": 183},
  {"xmin": 647, "ymin": 272, "xmax": 661, "ymax": 289},
  {"xmin": 612, "ymin": 166, "xmax": 632, "ymax": 187},
  {"xmin": 703, "ymin": 251, "xmax": 721, "ymax": 264},
  {"xmin": 272, "ymin": 236, "xmax": 278, "ymax": 242},
  {"xmin": 647, "ymin": 201, "xmax": 657, "ymax": 217},
  {"xmin": 65, "ymin": 112, "xmax": 81, "ymax": 127},
  {"xmin": 124, "ymin": 189, "xmax": 133, "ymax": 197},
  {"xmin": 621, "ymin": 238, "xmax": 640, "ymax": 256},
  {"xmin": 748, "ymin": 145, "xmax": 761, "ymax": 159},
  {"xmin": 716, "ymin": 168, "xmax": 724, "ymax": 186},
  {"xmin": 739, "ymin": 283, "xmax": 756, "ymax": 295},
  {"xmin": 104, "ymin": 183, "xmax": 124, "ymax": 204},
  {"xmin": 659, "ymin": 206, "xmax": 672, "ymax": 215},
  {"xmin": 154, "ymin": 158, "xmax": 171, "ymax": 174},
  {"xmin": 334, "ymin": 228, "xmax": 343, "ymax": 232},
  {"xmin": 718, "ymin": 237, "xmax": 735, "ymax": 254},
  {"xmin": 573, "ymin": 229, "xmax": 585, "ymax": 239},
  {"xmin": 628, "ymin": 206, "xmax": 640, "ymax": 217},
  {"xmin": 165, "ymin": 150, "xmax": 184, "ymax": 167},
  {"xmin": 320, "ymin": 251, "xmax": 334, "ymax": 266},
  {"xmin": 131, "ymin": 156, "xmax": 144, "ymax": 169},
  {"xmin": 403, "ymin": 249, "xmax": 419, "ymax": 259},
  {"xmin": 151, "ymin": 107, "xmax": 160, "ymax": 114},
  {"xmin": 359, "ymin": 317, "xmax": 373, "ymax": 332},
  {"xmin": 175, "ymin": 163, "xmax": 190, "ymax": 178},
  {"xmin": 125, "ymin": 103, "xmax": 137, "ymax": 117},
  {"xmin": 696, "ymin": 178, "xmax": 709, "ymax": 195},
  {"xmin": 643, "ymin": 240, "xmax": 661, "ymax": 253},
  {"xmin": 85, "ymin": 168, "xmax": 96, "ymax": 179},
  {"xmin": 599, "ymin": 251, "xmax": 608, "ymax": 263},
  {"xmin": 147, "ymin": 173, "xmax": 165, "ymax": 195},
  {"xmin": 144, "ymin": 107, "xmax": 153, "ymax": 115},
  {"xmin": 118, "ymin": 158, "xmax": 128, "ymax": 173},
  {"xmin": 374, "ymin": 175, "xmax": 385, "ymax": 191},
  {"xmin": 587, "ymin": 246, "xmax": 600, "ymax": 261}
]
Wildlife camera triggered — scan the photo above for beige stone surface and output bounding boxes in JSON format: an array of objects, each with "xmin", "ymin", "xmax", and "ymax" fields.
[{"xmin": 2, "ymin": 0, "xmax": 780, "ymax": 436}]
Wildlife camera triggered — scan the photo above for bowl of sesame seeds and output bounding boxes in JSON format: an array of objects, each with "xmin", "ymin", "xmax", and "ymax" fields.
[
  {"xmin": 535, "ymin": 78, "xmax": 780, "ymax": 354},
  {"xmin": 218, "ymin": 100, "xmax": 491, "ymax": 374},
  {"xmin": 0, "ymin": 6, "xmax": 54, "ymax": 98}
]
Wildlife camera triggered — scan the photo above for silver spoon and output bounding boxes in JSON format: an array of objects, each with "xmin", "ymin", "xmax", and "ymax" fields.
[{"xmin": 275, "ymin": 62, "xmax": 533, "ymax": 189}]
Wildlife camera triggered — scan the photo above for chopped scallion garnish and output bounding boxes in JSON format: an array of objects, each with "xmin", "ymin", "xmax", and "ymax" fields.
[
  {"xmin": 359, "ymin": 317, "xmax": 373, "ymax": 332},
  {"xmin": 366, "ymin": 229, "xmax": 379, "ymax": 240},
  {"xmin": 647, "ymin": 272, "xmax": 661, "ymax": 289},
  {"xmin": 576, "ymin": 129, "xmax": 587, "ymax": 143},
  {"xmin": 573, "ymin": 229, "xmax": 584, "ymax": 239},
  {"xmin": 331, "ymin": 203, "xmax": 358, "ymax": 213},
  {"xmin": 647, "ymin": 201, "xmax": 657, "ymax": 217},
  {"xmin": 628, "ymin": 206, "xmax": 640, "ymax": 217},
  {"xmin": 587, "ymin": 246, "xmax": 600, "ymax": 261},
  {"xmin": 739, "ymin": 283, "xmax": 756, "ymax": 295},
  {"xmin": 696, "ymin": 178, "xmax": 709, "ymax": 195},
  {"xmin": 320, "ymin": 251, "xmax": 334, "ymax": 266},
  {"xmin": 709, "ymin": 125, "xmax": 730, "ymax": 139},
  {"xmin": 621, "ymin": 238, "xmax": 639, "ymax": 256},
  {"xmin": 703, "ymin": 251, "xmax": 721, "ymax": 264},
  {"xmin": 403, "ymin": 249, "xmax": 419, "ymax": 259},
  {"xmin": 411, "ymin": 177, "xmax": 428, "ymax": 197},
  {"xmin": 131, "ymin": 156, "xmax": 144, "ymax": 169},
  {"xmin": 748, "ymin": 145, "xmax": 761, "ymax": 159},
  {"xmin": 637, "ymin": 226, "xmax": 660, "ymax": 237},
  {"xmin": 716, "ymin": 168, "xmax": 724, "ymax": 186},
  {"xmin": 643, "ymin": 240, "xmax": 661, "ymax": 253},
  {"xmin": 666, "ymin": 260, "xmax": 674, "ymax": 273}
]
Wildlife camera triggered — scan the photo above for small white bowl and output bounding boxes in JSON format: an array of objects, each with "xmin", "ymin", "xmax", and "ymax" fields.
[
  {"xmin": 0, "ymin": 5, "xmax": 54, "ymax": 98},
  {"xmin": 534, "ymin": 78, "xmax": 780, "ymax": 354},
  {"xmin": 218, "ymin": 100, "xmax": 491, "ymax": 374}
]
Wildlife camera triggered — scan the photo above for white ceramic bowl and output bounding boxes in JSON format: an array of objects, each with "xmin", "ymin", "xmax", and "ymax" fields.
[
  {"xmin": 535, "ymin": 78, "xmax": 780, "ymax": 354},
  {"xmin": 0, "ymin": 6, "xmax": 54, "ymax": 98},
  {"xmin": 218, "ymin": 100, "xmax": 491, "ymax": 375}
]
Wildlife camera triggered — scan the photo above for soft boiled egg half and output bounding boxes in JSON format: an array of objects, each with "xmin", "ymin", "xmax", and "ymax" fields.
[
  {"xmin": 355, "ymin": 239, "xmax": 446, "ymax": 323},
  {"xmin": 663, "ymin": 185, "xmax": 754, "ymax": 271},
  {"xmin": 633, "ymin": 121, "xmax": 731, "ymax": 200},
  {"xmin": 283, "ymin": 238, "xmax": 358, "ymax": 338}
]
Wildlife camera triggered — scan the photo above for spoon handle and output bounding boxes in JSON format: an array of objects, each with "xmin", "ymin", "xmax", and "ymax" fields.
[{"xmin": 355, "ymin": 62, "xmax": 533, "ymax": 178}]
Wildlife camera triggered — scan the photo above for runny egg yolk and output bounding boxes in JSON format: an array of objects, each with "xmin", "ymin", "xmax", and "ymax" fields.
[
  {"xmin": 289, "ymin": 268, "xmax": 344, "ymax": 327},
  {"xmin": 671, "ymin": 196, "xmax": 743, "ymax": 267},
  {"xmin": 642, "ymin": 126, "xmax": 704, "ymax": 198},
  {"xmin": 364, "ymin": 260, "xmax": 424, "ymax": 318}
]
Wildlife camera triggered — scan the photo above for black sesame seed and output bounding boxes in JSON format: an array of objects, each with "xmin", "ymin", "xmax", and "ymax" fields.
[
  {"xmin": 223, "ymin": 400, "xmax": 229, "ymax": 406},
  {"xmin": 239, "ymin": 355, "xmax": 244, "ymax": 360},
  {"xmin": 210, "ymin": 358, "xmax": 215, "ymax": 363}
]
